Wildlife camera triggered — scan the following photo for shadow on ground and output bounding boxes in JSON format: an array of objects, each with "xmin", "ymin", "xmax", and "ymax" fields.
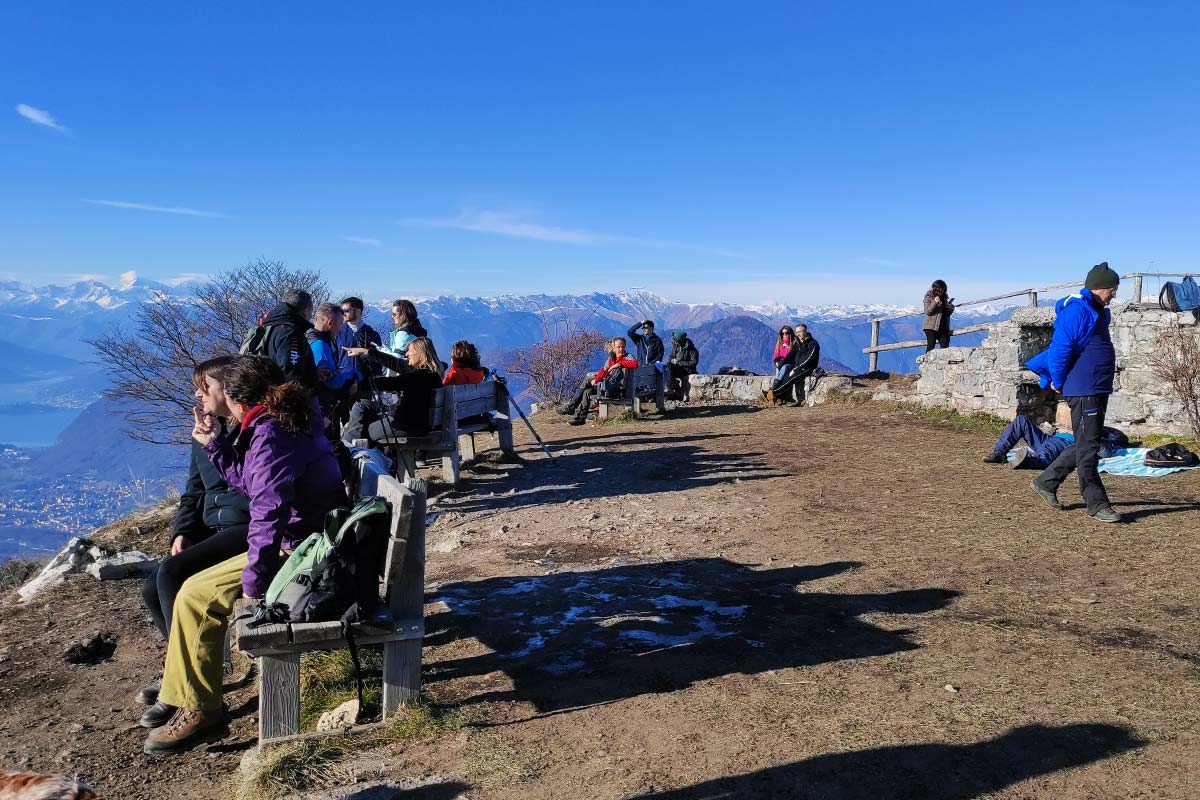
[
  {"xmin": 337, "ymin": 782, "xmax": 472, "ymax": 800},
  {"xmin": 624, "ymin": 723, "xmax": 1143, "ymax": 799},
  {"xmin": 442, "ymin": 444, "xmax": 787, "ymax": 513},
  {"xmin": 427, "ymin": 559, "xmax": 957, "ymax": 712}
]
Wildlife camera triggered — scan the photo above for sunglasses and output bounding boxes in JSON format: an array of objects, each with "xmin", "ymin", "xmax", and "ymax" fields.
[{"xmin": 341, "ymin": 307, "xmax": 353, "ymax": 313}]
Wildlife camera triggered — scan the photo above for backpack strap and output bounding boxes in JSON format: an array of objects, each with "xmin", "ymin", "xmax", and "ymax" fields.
[{"xmin": 340, "ymin": 607, "xmax": 366, "ymax": 715}]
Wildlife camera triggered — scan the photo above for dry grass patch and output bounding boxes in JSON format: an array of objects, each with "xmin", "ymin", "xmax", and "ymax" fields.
[{"xmin": 465, "ymin": 731, "xmax": 541, "ymax": 789}]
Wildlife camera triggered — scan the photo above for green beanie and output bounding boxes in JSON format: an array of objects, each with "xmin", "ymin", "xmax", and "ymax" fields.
[
  {"xmin": 1084, "ymin": 262, "xmax": 1119, "ymax": 290},
  {"xmin": 672, "ymin": 330, "xmax": 687, "ymax": 342}
]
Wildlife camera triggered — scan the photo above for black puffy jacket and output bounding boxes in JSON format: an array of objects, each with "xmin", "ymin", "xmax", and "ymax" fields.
[
  {"xmin": 257, "ymin": 302, "xmax": 319, "ymax": 389},
  {"xmin": 170, "ymin": 439, "xmax": 251, "ymax": 544}
]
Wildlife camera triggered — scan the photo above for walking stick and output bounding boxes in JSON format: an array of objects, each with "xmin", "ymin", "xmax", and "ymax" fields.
[{"xmin": 490, "ymin": 371, "xmax": 555, "ymax": 460}]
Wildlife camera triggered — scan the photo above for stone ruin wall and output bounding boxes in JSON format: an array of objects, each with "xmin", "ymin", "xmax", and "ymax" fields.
[{"xmin": 912, "ymin": 305, "xmax": 1200, "ymax": 435}]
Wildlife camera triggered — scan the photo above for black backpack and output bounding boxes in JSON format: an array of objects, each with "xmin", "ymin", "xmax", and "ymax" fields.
[
  {"xmin": 238, "ymin": 322, "xmax": 276, "ymax": 357},
  {"xmin": 1101, "ymin": 426, "xmax": 1129, "ymax": 450},
  {"xmin": 1144, "ymin": 443, "xmax": 1200, "ymax": 469}
]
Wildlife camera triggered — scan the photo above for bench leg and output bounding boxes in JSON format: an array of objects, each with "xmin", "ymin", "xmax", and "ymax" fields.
[
  {"xmin": 258, "ymin": 652, "xmax": 301, "ymax": 743},
  {"xmin": 395, "ymin": 450, "xmax": 417, "ymax": 481},
  {"xmin": 442, "ymin": 451, "xmax": 461, "ymax": 486},
  {"xmin": 382, "ymin": 639, "xmax": 422, "ymax": 717},
  {"xmin": 632, "ymin": 396, "xmax": 642, "ymax": 415},
  {"xmin": 457, "ymin": 433, "xmax": 476, "ymax": 463},
  {"xmin": 496, "ymin": 418, "xmax": 514, "ymax": 453}
]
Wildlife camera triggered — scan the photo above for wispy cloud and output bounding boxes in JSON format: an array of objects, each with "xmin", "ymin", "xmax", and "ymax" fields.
[
  {"xmin": 162, "ymin": 272, "xmax": 210, "ymax": 286},
  {"xmin": 400, "ymin": 209, "xmax": 743, "ymax": 258},
  {"xmin": 342, "ymin": 235, "xmax": 382, "ymax": 247},
  {"xmin": 16, "ymin": 103, "xmax": 68, "ymax": 133},
  {"xmin": 83, "ymin": 199, "xmax": 227, "ymax": 218}
]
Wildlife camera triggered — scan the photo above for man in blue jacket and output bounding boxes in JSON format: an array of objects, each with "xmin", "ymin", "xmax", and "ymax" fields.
[{"xmin": 1024, "ymin": 263, "xmax": 1122, "ymax": 523}]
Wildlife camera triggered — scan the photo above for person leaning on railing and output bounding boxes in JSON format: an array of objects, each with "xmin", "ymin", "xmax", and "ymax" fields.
[{"xmin": 922, "ymin": 280, "xmax": 955, "ymax": 352}]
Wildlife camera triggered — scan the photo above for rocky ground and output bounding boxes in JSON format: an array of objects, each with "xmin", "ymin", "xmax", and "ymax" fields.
[{"xmin": 2, "ymin": 401, "xmax": 1199, "ymax": 799}]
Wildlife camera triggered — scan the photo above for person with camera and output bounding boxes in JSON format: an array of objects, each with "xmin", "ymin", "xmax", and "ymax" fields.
[
  {"xmin": 564, "ymin": 337, "xmax": 638, "ymax": 425},
  {"xmin": 922, "ymin": 280, "xmax": 956, "ymax": 352},
  {"xmin": 627, "ymin": 320, "xmax": 664, "ymax": 366}
]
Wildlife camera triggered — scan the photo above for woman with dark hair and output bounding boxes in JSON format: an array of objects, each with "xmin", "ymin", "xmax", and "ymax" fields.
[
  {"xmin": 385, "ymin": 298, "xmax": 429, "ymax": 360},
  {"xmin": 443, "ymin": 340, "xmax": 486, "ymax": 386},
  {"xmin": 341, "ymin": 337, "xmax": 445, "ymax": 443},
  {"xmin": 922, "ymin": 279, "xmax": 955, "ymax": 352},
  {"xmin": 142, "ymin": 355, "xmax": 345, "ymax": 754},
  {"xmin": 768, "ymin": 325, "xmax": 799, "ymax": 405},
  {"xmin": 137, "ymin": 355, "xmax": 249, "ymax": 722}
]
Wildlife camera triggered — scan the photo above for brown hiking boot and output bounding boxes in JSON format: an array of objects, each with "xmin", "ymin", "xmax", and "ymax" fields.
[{"xmin": 143, "ymin": 708, "xmax": 223, "ymax": 754}]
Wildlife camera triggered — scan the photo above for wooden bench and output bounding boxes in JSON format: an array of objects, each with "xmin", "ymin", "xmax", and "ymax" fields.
[
  {"xmin": 597, "ymin": 364, "xmax": 667, "ymax": 419},
  {"xmin": 234, "ymin": 459, "xmax": 426, "ymax": 744},
  {"xmin": 367, "ymin": 381, "xmax": 515, "ymax": 487}
]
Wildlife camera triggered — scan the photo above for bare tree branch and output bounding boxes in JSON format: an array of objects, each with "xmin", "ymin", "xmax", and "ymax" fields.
[{"xmin": 1149, "ymin": 323, "xmax": 1200, "ymax": 437}]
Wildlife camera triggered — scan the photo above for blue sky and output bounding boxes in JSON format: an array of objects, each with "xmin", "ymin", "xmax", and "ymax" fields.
[{"xmin": 2, "ymin": 1, "xmax": 1198, "ymax": 305}]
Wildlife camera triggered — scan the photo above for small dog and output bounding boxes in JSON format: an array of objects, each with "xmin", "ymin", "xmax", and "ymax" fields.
[{"xmin": 0, "ymin": 772, "xmax": 98, "ymax": 800}]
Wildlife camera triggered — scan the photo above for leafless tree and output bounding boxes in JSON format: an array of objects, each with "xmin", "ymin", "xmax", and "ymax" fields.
[
  {"xmin": 504, "ymin": 311, "xmax": 606, "ymax": 407},
  {"xmin": 1149, "ymin": 323, "xmax": 1200, "ymax": 436},
  {"xmin": 88, "ymin": 259, "xmax": 328, "ymax": 443}
]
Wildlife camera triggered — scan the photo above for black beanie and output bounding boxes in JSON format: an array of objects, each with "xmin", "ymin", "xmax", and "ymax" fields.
[{"xmin": 1084, "ymin": 262, "xmax": 1119, "ymax": 290}]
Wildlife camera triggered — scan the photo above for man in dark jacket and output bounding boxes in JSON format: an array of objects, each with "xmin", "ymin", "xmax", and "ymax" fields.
[
  {"xmin": 254, "ymin": 289, "xmax": 319, "ymax": 389},
  {"xmin": 1026, "ymin": 263, "xmax": 1122, "ymax": 523},
  {"xmin": 628, "ymin": 320, "xmax": 665, "ymax": 365},
  {"xmin": 665, "ymin": 330, "xmax": 699, "ymax": 400},
  {"xmin": 337, "ymin": 296, "xmax": 383, "ymax": 378}
]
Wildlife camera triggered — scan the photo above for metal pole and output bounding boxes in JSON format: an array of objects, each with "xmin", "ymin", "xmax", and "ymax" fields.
[{"xmin": 869, "ymin": 320, "xmax": 880, "ymax": 373}]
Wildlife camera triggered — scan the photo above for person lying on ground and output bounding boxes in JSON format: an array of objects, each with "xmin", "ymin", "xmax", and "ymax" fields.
[
  {"xmin": 982, "ymin": 414, "xmax": 1072, "ymax": 469},
  {"xmin": 627, "ymin": 320, "xmax": 664, "ymax": 365},
  {"xmin": 138, "ymin": 356, "xmax": 248, "ymax": 719},
  {"xmin": 443, "ymin": 340, "xmax": 487, "ymax": 386},
  {"xmin": 142, "ymin": 355, "xmax": 346, "ymax": 754},
  {"xmin": 564, "ymin": 337, "xmax": 638, "ymax": 425},
  {"xmin": 341, "ymin": 337, "xmax": 445, "ymax": 444},
  {"xmin": 664, "ymin": 330, "xmax": 699, "ymax": 400}
]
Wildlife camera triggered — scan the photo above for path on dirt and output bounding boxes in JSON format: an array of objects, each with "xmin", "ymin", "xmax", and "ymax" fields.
[{"xmin": 2, "ymin": 403, "xmax": 1198, "ymax": 799}]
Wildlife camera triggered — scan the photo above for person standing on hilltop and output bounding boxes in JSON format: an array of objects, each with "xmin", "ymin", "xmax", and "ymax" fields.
[
  {"xmin": 337, "ymin": 296, "xmax": 382, "ymax": 378},
  {"xmin": 627, "ymin": 319, "xmax": 665, "ymax": 366},
  {"xmin": 1025, "ymin": 263, "xmax": 1123, "ymax": 524},
  {"xmin": 250, "ymin": 288, "xmax": 320, "ymax": 389},
  {"xmin": 922, "ymin": 280, "xmax": 956, "ymax": 352}
]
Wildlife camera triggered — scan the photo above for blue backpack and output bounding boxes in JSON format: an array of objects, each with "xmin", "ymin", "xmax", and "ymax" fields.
[{"xmin": 1159, "ymin": 277, "xmax": 1200, "ymax": 312}]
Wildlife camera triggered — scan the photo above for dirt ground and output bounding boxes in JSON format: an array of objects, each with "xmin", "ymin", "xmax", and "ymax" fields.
[{"xmin": 2, "ymin": 402, "xmax": 1199, "ymax": 799}]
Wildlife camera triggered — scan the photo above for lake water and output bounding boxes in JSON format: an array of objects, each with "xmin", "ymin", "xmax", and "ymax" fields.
[
  {"xmin": 0, "ymin": 404, "xmax": 81, "ymax": 448},
  {"xmin": 0, "ymin": 526, "xmax": 72, "ymax": 562}
]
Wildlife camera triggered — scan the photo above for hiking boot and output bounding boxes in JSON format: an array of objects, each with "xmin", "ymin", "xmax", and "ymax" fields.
[
  {"xmin": 143, "ymin": 708, "xmax": 223, "ymax": 754},
  {"xmin": 1008, "ymin": 446, "xmax": 1030, "ymax": 469},
  {"xmin": 982, "ymin": 449, "xmax": 1007, "ymax": 464},
  {"xmin": 1030, "ymin": 479, "xmax": 1065, "ymax": 511},
  {"xmin": 1090, "ymin": 506, "xmax": 1123, "ymax": 523},
  {"xmin": 137, "ymin": 676, "xmax": 162, "ymax": 705},
  {"xmin": 139, "ymin": 702, "xmax": 177, "ymax": 729}
]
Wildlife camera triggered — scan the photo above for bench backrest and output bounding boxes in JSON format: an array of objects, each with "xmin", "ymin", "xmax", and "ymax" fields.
[
  {"xmin": 429, "ymin": 380, "xmax": 506, "ymax": 431},
  {"xmin": 625, "ymin": 364, "xmax": 663, "ymax": 399},
  {"xmin": 357, "ymin": 454, "xmax": 426, "ymax": 616}
]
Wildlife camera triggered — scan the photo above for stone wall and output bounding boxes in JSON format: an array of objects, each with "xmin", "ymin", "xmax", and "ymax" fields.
[
  {"xmin": 686, "ymin": 372, "xmax": 857, "ymax": 405},
  {"xmin": 911, "ymin": 304, "xmax": 1200, "ymax": 434}
]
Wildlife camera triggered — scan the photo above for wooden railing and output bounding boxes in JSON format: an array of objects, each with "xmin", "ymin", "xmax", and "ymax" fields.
[{"xmin": 862, "ymin": 272, "xmax": 1195, "ymax": 372}]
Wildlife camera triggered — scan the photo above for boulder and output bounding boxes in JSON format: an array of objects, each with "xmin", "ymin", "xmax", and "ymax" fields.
[{"xmin": 85, "ymin": 550, "xmax": 156, "ymax": 580}]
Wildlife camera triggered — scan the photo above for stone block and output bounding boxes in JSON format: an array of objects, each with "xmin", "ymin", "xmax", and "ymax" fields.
[{"xmin": 85, "ymin": 551, "xmax": 157, "ymax": 580}]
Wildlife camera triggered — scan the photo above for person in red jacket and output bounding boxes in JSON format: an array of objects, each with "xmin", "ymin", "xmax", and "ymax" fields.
[
  {"xmin": 565, "ymin": 337, "xmax": 638, "ymax": 425},
  {"xmin": 443, "ymin": 340, "xmax": 487, "ymax": 386}
]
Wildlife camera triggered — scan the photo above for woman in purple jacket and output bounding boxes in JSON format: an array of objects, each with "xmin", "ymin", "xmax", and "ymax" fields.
[{"xmin": 143, "ymin": 355, "xmax": 346, "ymax": 754}]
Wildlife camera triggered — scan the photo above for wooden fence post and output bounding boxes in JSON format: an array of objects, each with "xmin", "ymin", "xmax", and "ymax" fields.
[
  {"xmin": 869, "ymin": 320, "xmax": 880, "ymax": 373},
  {"xmin": 1027, "ymin": 291, "xmax": 1037, "ymax": 307},
  {"xmin": 1132, "ymin": 274, "xmax": 1143, "ymax": 305}
]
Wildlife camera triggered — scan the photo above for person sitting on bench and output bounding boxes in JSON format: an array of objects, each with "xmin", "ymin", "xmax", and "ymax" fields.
[
  {"xmin": 664, "ymin": 330, "xmax": 699, "ymax": 401},
  {"xmin": 143, "ymin": 355, "xmax": 345, "ymax": 754},
  {"xmin": 443, "ymin": 340, "xmax": 487, "ymax": 386},
  {"xmin": 565, "ymin": 337, "xmax": 638, "ymax": 425},
  {"xmin": 341, "ymin": 337, "xmax": 444, "ymax": 444}
]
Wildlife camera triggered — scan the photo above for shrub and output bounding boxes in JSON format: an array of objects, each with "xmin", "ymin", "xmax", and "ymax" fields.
[{"xmin": 1149, "ymin": 324, "xmax": 1200, "ymax": 437}]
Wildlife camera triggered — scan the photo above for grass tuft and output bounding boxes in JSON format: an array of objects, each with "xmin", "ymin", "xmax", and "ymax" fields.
[
  {"xmin": 1140, "ymin": 432, "xmax": 1200, "ymax": 452},
  {"xmin": 465, "ymin": 731, "xmax": 540, "ymax": 788},
  {"xmin": 236, "ymin": 702, "xmax": 464, "ymax": 800},
  {"xmin": 821, "ymin": 391, "xmax": 1009, "ymax": 436},
  {"xmin": 0, "ymin": 556, "xmax": 46, "ymax": 594},
  {"xmin": 298, "ymin": 647, "xmax": 384, "ymax": 729}
]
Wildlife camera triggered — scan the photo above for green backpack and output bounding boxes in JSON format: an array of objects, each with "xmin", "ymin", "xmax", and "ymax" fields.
[{"xmin": 264, "ymin": 496, "xmax": 391, "ymax": 622}]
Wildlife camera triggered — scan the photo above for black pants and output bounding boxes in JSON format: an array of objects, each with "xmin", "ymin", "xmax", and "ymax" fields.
[
  {"xmin": 139, "ymin": 524, "xmax": 249, "ymax": 639},
  {"xmin": 663, "ymin": 365, "xmax": 691, "ymax": 400},
  {"xmin": 924, "ymin": 328, "xmax": 950, "ymax": 352},
  {"xmin": 567, "ymin": 369, "xmax": 626, "ymax": 420},
  {"xmin": 1036, "ymin": 394, "xmax": 1112, "ymax": 513}
]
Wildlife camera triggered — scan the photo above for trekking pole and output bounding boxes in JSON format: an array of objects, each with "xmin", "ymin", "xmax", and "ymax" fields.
[{"xmin": 489, "ymin": 370, "xmax": 555, "ymax": 460}]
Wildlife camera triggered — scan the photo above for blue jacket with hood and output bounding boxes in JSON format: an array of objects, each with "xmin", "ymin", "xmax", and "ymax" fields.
[{"xmin": 1025, "ymin": 289, "xmax": 1115, "ymax": 396}]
